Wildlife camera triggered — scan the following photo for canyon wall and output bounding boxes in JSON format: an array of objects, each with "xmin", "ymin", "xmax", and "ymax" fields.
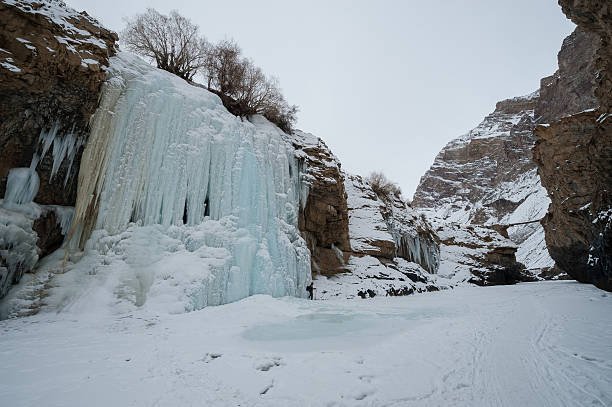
[{"xmin": 533, "ymin": 0, "xmax": 611, "ymax": 291}]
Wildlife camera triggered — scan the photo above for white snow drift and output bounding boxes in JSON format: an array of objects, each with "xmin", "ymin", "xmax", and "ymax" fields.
[{"xmin": 1, "ymin": 281, "xmax": 610, "ymax": 406}]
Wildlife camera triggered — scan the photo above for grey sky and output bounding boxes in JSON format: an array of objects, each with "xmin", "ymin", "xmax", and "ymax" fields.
[{"xmin": 67, "ymin": 0, "xmax": 575, "ymax": 198}]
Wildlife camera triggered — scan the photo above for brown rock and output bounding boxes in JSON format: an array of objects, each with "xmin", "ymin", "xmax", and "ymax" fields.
[
  {"xmin": 536, "ymin": 27, "xmax": 599, "ymax": 123},
  {"xmin": 32, "ymin": 209, "xmax": 64, "ymax": 258},
  {"xmin": 0, "ymin": 0, "xmax": 117, "ymax": 205},
  {"xmin": 533, "ymin": 112, "xmax": 611, "ymax": 291},
  {"xmin": 290, "ymin": 131, "xmax": 351, "ymax": 275},
  {"xmin": 532, "ymin": 0, "xmax": 611, "ymax": 291},
  {"xmin": 413, "ymin": 93, "xmax": 539, "ymax": 224},
  {"xmin": 0, "ymin": 0, "xmax": 117, "ymax": 297}
]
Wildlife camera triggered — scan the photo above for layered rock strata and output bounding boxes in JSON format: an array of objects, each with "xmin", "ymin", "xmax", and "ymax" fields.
[
  {"xmin": 412, "ymin": 91, "xmax": 552, "ymax": 280},
  {"xmin": 290, "ymin": 131, "xmax": 352, "ymax": 275},
  {"xmin": 532, "ymin": 0, "xmax": 610, "ymax": 291},
  {"xmin": 314, "ymin": 175, "xmax": 442, "ymax": 299}
]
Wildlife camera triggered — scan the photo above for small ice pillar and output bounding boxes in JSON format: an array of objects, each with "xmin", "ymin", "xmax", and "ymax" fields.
[{"xmin": 3, "ymin": 168, "xmax": 40, "ymax": 205}]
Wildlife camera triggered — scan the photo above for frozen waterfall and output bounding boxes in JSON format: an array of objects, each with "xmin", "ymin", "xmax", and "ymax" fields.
[{"xmin": 65, "ymin": 52, "xmax": 310, "ymax": 312}]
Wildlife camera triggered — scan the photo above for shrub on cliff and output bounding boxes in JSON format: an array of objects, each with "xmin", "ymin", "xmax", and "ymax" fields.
[
  {"xmin": 122, "ymin": 8, "xmax": 208, "ymax": 81},
  {"xmin": 122, "ymin": 9, "xmax": 297, "ymax": 132},
  {"xmin": 203, "ymin": 39, "xmax": 298, "ymax": 132},
  {"xmin": 367, "ymin": 172, "xmax": 402, "ymax": 201}
]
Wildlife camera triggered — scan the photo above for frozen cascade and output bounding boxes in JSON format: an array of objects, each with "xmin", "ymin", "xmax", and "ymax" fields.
[
  {"xmin": 3, "ymin": 168, "xmax": 40, "ymax": 205},
  {"xmin": 0, "ymin": 205, "xmax": 39, "ymax": 298},
  {"xmin": 66, "ymin": 52, "xmax": 310, "ymax": 312},
  {"xmin": 397, "ymin": 234, "xmax": 439, "ymax": 274},
  {"xmin": 2, "ymin": 122, "xmax": 83, "ymax": 208},
  {"xmin": 28, "ymin": 121, "xmax": 85, "ymax": 186}
]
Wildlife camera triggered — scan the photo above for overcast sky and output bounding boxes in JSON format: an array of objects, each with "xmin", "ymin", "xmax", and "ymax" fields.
[{"xmin": 67, "ymin": 0, "xmax": 574, "ymax": 198}]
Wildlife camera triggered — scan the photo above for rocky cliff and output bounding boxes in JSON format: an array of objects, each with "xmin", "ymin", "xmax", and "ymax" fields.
[
  {"xmin": 412, "ymin": 90, "xmax": 554, "ymax": 280},
  {"xmin": 413, "ymin": 24, "xmax": 604, "ymax": 284},
  {"xmin": 533, "ymin": 0, "xmax": 611, "ymax": 291},
  {"xmin": 290, "ymin": 131, "xmax": 352, "ymax": 275},
  {"xmin": 0, "ymin": 0, "xmax": 117, "ymax": 297},
  {"xmin": 288, "ymin": 133, "xmax": 443, "ymax": 298},
  {"xmin": 315, "ymin": 174, "xmax": 442, "ymax": 299},
  {"xmin": 0, "ymin": 0, "xmax": 117, "ymax": 202}
]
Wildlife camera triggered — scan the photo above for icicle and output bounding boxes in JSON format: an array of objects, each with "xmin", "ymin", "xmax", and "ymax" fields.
[
  {"xmin": 396, "ymin": 233, "xmax": 439, "ymax": 274},
  {"xmin": 33, "ymin": 121, "xmax": 85, "ymax": 185},
  {"xmin": 0, "ymin": 207, "xmax": 39, "ymax": 298},
  {"xmin": 331, "ymin": 243, "xmax": 345, "ymax": 265},
  {"xmin": 46, "ymin": 205, "xmax": 74, "ymax": 235}
]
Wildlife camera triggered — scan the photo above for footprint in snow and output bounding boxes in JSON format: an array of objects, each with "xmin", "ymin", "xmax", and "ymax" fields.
[
  {"xmin": 255, "ymin": 357, "xmax": 284, "ymax": 372},
  {"xmin": 201, "ymin": 352, "xmax": 222, "ymax": 363},
  {"xmin": 353, "ymin": 388, "xmax": 376, "ymax": 401}
]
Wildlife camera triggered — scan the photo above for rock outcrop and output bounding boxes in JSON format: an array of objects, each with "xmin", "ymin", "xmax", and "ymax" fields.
[
  {"xmin": 532, "ymin": 0, "xmax": 610, "ymax": 291},
  {"xmin": 412, "ymin": 90, "xmax": 554, "ymax": 279},
  {"xmin": 0, "ymin": 0, "xmax": 117, "ymax": 203},
  {"xmin": 0, "ymin": 0, "xmax": 117, "ymax": 297},
  {"xmin": 315, "ymin": 174, "xmax": 442, "ymax": 299},
  {"xmin": 290, "ymin": 131, "xmax": 352, "ymax": 275},
  {"xmin": 435, "ymin": 223, "xmax": 533, "ymax": 286},
  {"xmin": 537, "ymin": 27, "xmax": 599, "ymax": 123}
]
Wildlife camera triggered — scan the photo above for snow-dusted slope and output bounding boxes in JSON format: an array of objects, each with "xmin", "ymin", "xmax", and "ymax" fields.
[
  {"xmin": 2, "ymin": 52, "xmax": 311, "ymax": 316},
  {"xmin": 413, "ymin": 92, "xmax": 555, "ymax": 274},
  {"xmin": 315, "ymin": 175, "xmax": 444, "ymax": 299}
]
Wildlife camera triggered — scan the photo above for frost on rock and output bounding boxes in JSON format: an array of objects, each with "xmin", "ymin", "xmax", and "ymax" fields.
[
  {"xmin": 434, "ymin": 222, "xmax": 528, "ymax": 286},
  {"xmin": 3, "ymin": 0, "xmax": 111, "ymax": 51},
  {"xmin": 315, "ymin": 256, "xmax": 446, "ymax": 300},
  {"xmin": 37, "ymin": 52, "xmax": 312, "ymax": 314}
]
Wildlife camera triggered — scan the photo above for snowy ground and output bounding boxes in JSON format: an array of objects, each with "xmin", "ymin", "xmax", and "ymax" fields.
[{"xmin": 1, "ymin": 281, "xmax": 611, "ymax": 407}]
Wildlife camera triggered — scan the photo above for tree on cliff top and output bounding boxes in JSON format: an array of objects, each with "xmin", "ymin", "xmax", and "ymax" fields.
[
  {"xmin": 122, "ymin": 9, "xmax": 298, "ymax": 132},
  {"xmin": 122, "ymin": 8, "xmax": 208, "ymax": 81},
  {"xmin": 367, "ymin": 172, "xmax": 402, "ymax": 201}
]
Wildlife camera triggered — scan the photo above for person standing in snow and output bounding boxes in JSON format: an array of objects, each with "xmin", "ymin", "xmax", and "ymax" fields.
[{"xmin": 306, "ymin": 283, "xmax": 314, "ymax": 300}]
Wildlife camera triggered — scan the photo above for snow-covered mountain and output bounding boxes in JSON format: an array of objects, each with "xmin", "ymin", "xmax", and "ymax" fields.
[{"xmin": 413, "ymin": 91, "xmax": 555, "ymax": 276}]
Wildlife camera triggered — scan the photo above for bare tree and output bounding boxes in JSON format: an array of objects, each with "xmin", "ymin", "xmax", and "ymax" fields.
[
  {"xmin": 367, "ymin": 172, "xmax": 402, "ymax": 200},
  {"xmin": 123, "ymin": 9, "xmax": 298, "ymax": 132},
  {"xmin": 202, "ymin": 40, "xmax": 298, "ymax": 132},
  {"xmin": 203, "ymin": 39, "xmax": 245, "ymax": 94},
  {"xmin": 122, "ymin": 8, "xmax": 208, "ymax": 81}
]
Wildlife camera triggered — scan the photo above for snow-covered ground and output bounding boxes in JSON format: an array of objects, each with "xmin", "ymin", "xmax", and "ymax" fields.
[{"xmin": 1, "ymin": 281, "xmax": 610, "ymax": 406}]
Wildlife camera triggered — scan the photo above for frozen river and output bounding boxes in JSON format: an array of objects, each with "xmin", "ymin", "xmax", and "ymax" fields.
[{"xmin": 1, "ymin": 281, "xmax": 611, "ymax": 406}]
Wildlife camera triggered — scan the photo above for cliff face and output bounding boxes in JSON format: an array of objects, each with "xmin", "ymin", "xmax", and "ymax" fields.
[
  {"xmin": 412, "ymin": 91, "xmax": 554, "ymax": 278},
  {"xmin": 0, "ymin": 0, "xmax": 117, "ymax": 203},
  {"xmin": 558, "ymin": 0, "xmax": 611, "ymax": 113},
  {"xmin": 533, "ymin": 0, "xmax": 611, "ymax": 291},
  {"xmin": 537, "ymin": 27, "xmax": 599, "ymax": 123},
  {"xmin": 290, "ymin": 131, "xmax": 352, "ymax": 275},
  {"xmin": 315, "ymin": 174, "xmax": 442, "ymax": 299},
  {"xmin": 0, "ymin": 0, "xmax": 117, "ymax": 297},
  {"xmin": 413, "ymin": 92, "xmax": 539, "ymax": 224}
]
